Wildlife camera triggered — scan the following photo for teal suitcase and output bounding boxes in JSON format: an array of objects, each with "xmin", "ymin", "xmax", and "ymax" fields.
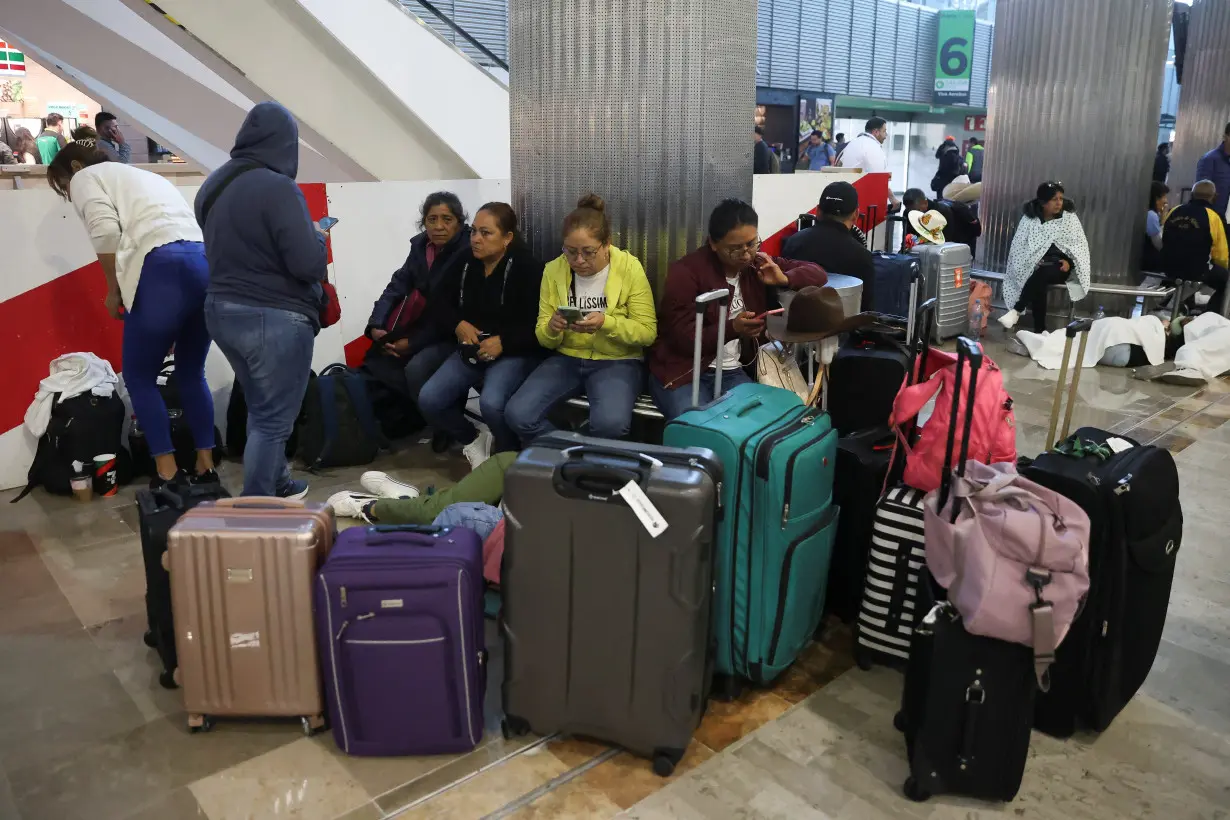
[{"xmin": 661, "ymin": 290, "xmax": 840, "ymax": 685}]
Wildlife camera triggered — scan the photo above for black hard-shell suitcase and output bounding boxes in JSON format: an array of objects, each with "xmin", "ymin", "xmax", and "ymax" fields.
[
  {"xmin": 500, "ymin": 432, "xmax": 721, "ymax": 776},
  {"xmin": 1021, "ymin": 320, "xmax": 1183, "ymax": 737},
  {"xmin": 826, "ymin": 426, "xmax": 894, "ymax": 623},
  {"xmin": 137, "ymin": 481, "xmax": 230, "ymax": 688}
]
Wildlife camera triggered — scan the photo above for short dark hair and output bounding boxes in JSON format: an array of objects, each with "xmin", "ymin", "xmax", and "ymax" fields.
[
  {"xmin": 45, "ymin": 113, "xmax": 64, "ymax": 127},
  {"xmin": 71, "ymin": 125, "xmax": 98, "ymax": 142},
  {"xmin": 967, "ymin": 137, "xmax": 979, "ymax": 146},
  {"xmin": 1158, "ymin": 142, "xmax": 1170, "ymax": 152},
  {"xmin": 562, "ymin": 193, "xmax": 610, "ymax": 244},
  {"xmin": 46, "ymin": 141, "xmax": 110, "ymax": 200},
  {"xmin": 866, "ymin": 117, "xmax": 887, "ymax": 132},
  {"xmin": 418, "ymin": 191, "xmax": 467, "ymax": 230},
  {"xmin": 1149, "ymin": 180, "xmax": 1170, "ymax": 207},
  {"xmin": 708, "ymin": 198, "xmax": 758, "ymax": 242},
  {"xmin": 95, "ymin": 111, "xmax": 118, "ymax": 131},
  {"xmin": 476, "ymin": 202, "xmax": 518, "ymax": 236},
  {"xmin": 810, "ymin": 129, "xmax": 823, "ymax": 139},
  {"xmin": 835, "ymin": 132, "xmax": 845, "ymax": 142},
  {"xmin": 754, "ymin": 125, "xmax": 765, "ymax": 136},
  {"xmin": 903, "ymin": 188, "xmax": 928, "ymax": 210}
]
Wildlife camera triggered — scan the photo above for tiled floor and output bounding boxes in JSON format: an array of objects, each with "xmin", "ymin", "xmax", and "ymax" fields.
[{"xmin": 2, "ymin": 335, "xmax": 1227, "ymax": 819}]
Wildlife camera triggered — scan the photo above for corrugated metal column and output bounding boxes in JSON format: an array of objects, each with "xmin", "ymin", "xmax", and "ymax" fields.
[
  {"xmin": 508, "ymin": 0, "xmax": 755, "ymax": 294},
  {"xmin": 979, "ymin": 0, "xmax": 1171, "ymax": 308},
  {"xmin": 1170, "ymin": 0, "xmax": 1230, "ymax": 200}
]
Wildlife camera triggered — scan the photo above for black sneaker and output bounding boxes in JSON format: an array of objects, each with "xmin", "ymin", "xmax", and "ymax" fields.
[
  {"xmin": 191, "ymin": 469, "xmax": 222, "ymax": 486},
  {"xmin": 149, "ymin": 470, "xmax": 191, "ymax": 492}
]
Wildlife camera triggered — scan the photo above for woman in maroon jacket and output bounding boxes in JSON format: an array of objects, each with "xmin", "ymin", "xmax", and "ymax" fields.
[{"xmin": 648, "ymin": 198, "xmax": 827, "ymax": 419}]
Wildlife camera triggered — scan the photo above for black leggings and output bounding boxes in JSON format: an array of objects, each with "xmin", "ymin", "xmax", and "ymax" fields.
[{"xmin": 1014, "ymin": 263, "xmax": 1070, "ymax": 332}]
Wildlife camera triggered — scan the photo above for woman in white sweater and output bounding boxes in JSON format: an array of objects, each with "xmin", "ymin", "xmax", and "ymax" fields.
[{"xmin": 46, "ymin": 141, "xmax": 217, "ymax": 487}]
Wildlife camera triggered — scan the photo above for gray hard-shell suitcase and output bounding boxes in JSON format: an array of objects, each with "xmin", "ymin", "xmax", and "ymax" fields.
[
  {"xmin": 916, "ymin": 242, "xmax": 972, "ymax": 341},
  {"xmin": 499, "ymin": 431, "xmax": 721, "ymax": 776}
]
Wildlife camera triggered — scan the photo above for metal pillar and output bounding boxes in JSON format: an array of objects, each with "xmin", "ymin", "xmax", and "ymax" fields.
[
  {"xmin": 508, "ymin": 0, "xmax": 755, "ymax": 295},
  {"xmin": 979, "ymin": 0, "xmax": 1171, "ymax": 315},
  {"xmin": 1170, "ymin": 0, "xmax": 1230, "ymax": 201}
]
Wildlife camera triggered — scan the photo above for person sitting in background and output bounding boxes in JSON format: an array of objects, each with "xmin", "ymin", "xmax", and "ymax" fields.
[
  {"xmin": 1153, "ymin": 142, "xmax": 1170, "ymax": 183},
  {"xmin": 95, "ymin": 112, "xmax": 132, "ymax": 164},
  {"xmin": 12, "ymin": 128, "xmax": 38, "ymax": 164},
  {"xmin": 418, "ymin": 203, "xmax": 544, "ymax": 469},
  {"xmin": 754, "ymin": 126, "xmax": 773, "ymax": 174},
  {"xmin": 47, "ymin": 140, "xmax": 217, "ymax": 488},
  {"xmin": 197, "ymin": 101, "xmax": 328, "ymax": 499},
  {"xmin": 901, "ymin": 188, "xmax": 981, "ymax": 256},
  {"xmin": 648, "ymin": 198, "xmax": 826, "ymax": 420},
  {"xmin": 781, "ymin": 181, "xmax": 874, "ymax": 309},
  {"xmin": 1142, "ymin": 180, "xmax": 1169, "ymax": 274},
  {"xmin": 362, "ymin": 191, "xmax": 470, "ymax": 434},
  {"xmin": 36, "ymin": 114, "xmax": 67, "ymax": 164},
  {"xmin": 999, "ymin": 181, "xmax": 1091, "ymax": 333},
  {"xmin": 507, "ymin": 194, "xmax": 657, "ymax": 443},
  {"xmin": 0, "ymin": 138, "xmax": 13, "ymax": 165},
  {"xmin": 1162, "ymin": 179, "xmax": 1229, "ymax": 316}
]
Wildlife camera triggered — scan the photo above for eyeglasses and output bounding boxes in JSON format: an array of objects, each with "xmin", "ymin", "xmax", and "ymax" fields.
[
  {"xmin": 561, "ymin": 245, "xmax": 602, "ymax": 261},
  {"xmin": 718, "ymin": 237, "xmax": 762, "ymax": 259}
]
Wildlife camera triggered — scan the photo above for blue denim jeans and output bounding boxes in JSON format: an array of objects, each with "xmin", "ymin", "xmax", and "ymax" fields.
[
  {"xmin": 650, "ymin": 367, "xmax": 753, "ymax": 421},
  {"xmin": 205, "ymin": 296, "xmax": 314, "ymax": 495},
  {"xmin": 506, "ymin": 355, "xmax": 645, "ymax": 442},
  {"xmin": 418, "ymin": 352, "xmax": 538, "ymax": 453}
]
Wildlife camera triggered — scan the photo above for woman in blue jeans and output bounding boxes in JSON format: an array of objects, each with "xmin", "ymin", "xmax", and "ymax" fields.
[
  {"xmin": 196, "ymin": 102, "xmax": 327, "ymax": 498},
  {"xmin": 47, "ymin": 141, "xmax": 217, "ymax": 488},
  {"xmin": 418, "ymin": 203, "xmax": 544, "ymax": 470}
]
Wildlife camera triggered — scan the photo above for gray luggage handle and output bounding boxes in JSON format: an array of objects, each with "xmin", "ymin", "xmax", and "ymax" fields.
[
  {"xmin": 692, "ymin": 289, "xmax": 732, "ymax": 408},
  {"xmin": 1044, "ymin": 318, "xmax": 1094, "ymax": 450}
]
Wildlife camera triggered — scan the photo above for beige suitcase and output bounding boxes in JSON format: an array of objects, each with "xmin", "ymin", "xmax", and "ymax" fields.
[{"xmin": 168, "ymin": 498, "xmax": 336, "ymax": 734}]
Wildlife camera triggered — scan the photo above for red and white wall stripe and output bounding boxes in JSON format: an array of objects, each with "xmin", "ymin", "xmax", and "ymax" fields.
[{"xmin": 0, "ymin": 171, "xmax": 885, "ymax": 490}]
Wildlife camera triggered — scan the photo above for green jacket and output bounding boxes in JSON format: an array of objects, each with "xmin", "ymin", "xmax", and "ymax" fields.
[
  {"xmin": 536, "ymin": 245, "xmax": 657, "ymax": 360},
  {"xmin": 36, "ymin": 131, "xmax": 63, "ymax": 164}
]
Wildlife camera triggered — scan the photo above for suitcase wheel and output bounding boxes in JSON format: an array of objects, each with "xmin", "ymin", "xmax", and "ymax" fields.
[
  {"xmin": 893, "ymin": 711, "xmax": 906, "ymax": 733},
  {"xmin": 301, "ymin": 715, "xmax": 326, "ymax": 737},
  {"xmin": 501, "ymin": 716, "xmax": 530, "ymax": 740},
  {"xmin": 711, "ymin": 674, "xmax": 744, "ymax": 702},
  {"xmin": 158, "ymin": 669, "xmax": 178, "ymax": 690},
  {"xmin": 143, "ymin": 630, "xmax": 158, "ymax": 649},
  {"xmin": 188, "ymin": 715, "xmax": 214, "ymax": 734},
  {"xmin": 903, "ymin": 776, "xmax": 931, "ymax": 802},
  {"xmin": 652, "ymin": 753, "xmax": 676, "ymax": 778}
]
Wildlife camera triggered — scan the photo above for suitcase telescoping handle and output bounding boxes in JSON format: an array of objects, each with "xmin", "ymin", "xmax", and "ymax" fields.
[
  {"xmin": 1045, "ymin": 318, "xmax": 1094, "ymax": 451},
  {"xmin": 692, "ymin": 289, "xmax": 731, "ymax": 408},
  {"xmin": 937, "ymin": 336, "xmax": 983, "ymax": 523}
]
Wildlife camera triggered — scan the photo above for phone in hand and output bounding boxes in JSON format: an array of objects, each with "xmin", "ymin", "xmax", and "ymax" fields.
[
  {"xmin": 557, "ymin": 305, "xmax": 583, "ymax": 322},
  {"xmin": 318, "ymin": 216, "xmax": 339, "ymax": 232},
  {"xmin": 755, "ymin": 308, "xmax": 785, "ymax": 320}
]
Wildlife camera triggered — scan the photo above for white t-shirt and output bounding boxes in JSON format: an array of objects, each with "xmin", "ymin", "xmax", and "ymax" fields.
[
  {"xmin": 713, "ymin": 275, "xmax": 745, "ymax": 370},
  {"xmin": 837, "ymin": 132, "xmax": 888, "ymax": 174},
  {"xmin": 569, "ymin": 265, "xmax": 610, "ymax": 313},
  {"xmin": 68, "ymin": 163, "xmax": 203, "ymax": 311}
]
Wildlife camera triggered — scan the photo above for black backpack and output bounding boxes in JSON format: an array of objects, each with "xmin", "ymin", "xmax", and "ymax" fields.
[
  {"xmin": 13, "ymin": 391, "xmax": 132, "ymax": 502},
  {"xmin": 225, "ymin": 378, "xmax": 299, "ymax": 459},
  {"xmin": 296, "ymin": 364, "xmax": 389, "ymax": 470},
  {"xmin": 128, "ymin": 359, "xmax": 224, "ymax": 476}
]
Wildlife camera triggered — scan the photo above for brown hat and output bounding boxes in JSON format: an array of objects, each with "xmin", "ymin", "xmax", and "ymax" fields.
[{"xmin": 766, "ymin": 286, "xmax": 873, "ymax": 343}]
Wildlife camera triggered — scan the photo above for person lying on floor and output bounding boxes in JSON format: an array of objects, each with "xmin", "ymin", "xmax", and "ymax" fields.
[{"xmin": 326, "ymin": 451, "xmax": 516, "ymax": 525}]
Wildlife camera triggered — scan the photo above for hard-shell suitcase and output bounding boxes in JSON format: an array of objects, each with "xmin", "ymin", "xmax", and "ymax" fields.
[
  {"xmin": 664, "ymin": 290, "xmax": 840, "ymax": 686},
  {"xmin": 916, "ymin": 241, "xmax": 972, "ymax": 341},
  {"xmin": 826, "ymin": 426, "xmax": 894, "ymax": 623},
  {"xmin": 870, "ymin": 252, "xmax": 921, "ymax": 317},
  {"xmin": 316, "ymin": 524, "xmax": 485, "ymax": 756},
  {"xmin": 1021, "ymin": 320, "xmax": 1183, "ymax": 737},
  {"xmin": 500, "ymin": 432, "xmax": 721, "ymax": 775},
  {"xmin": 168, "ymin": 498, "xmax": 336, "ymax": 733},
  {"xmin": 896, "ymin": 337, "xmax": 1036, "ymax": 803},
  {"xmin": 138, "ymin": 481, "xmax": 230, "ymax": 689}
]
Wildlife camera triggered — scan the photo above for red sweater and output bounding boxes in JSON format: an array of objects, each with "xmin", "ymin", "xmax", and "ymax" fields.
[{"xmin": 647, "ymin": 246, "xmax": 826, "ymax": 389}]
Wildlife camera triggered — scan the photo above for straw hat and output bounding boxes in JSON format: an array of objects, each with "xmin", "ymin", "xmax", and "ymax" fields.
[
  {"xmin": 943, "ymin": 175, "xmax": 983, "ymax": 203},
  {"xmin": 908, "ymin": 209, "xmax": 948, "ymax": 245}
]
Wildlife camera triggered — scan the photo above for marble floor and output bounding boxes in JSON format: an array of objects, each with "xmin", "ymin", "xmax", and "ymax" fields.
[{"xmin": 1, "ymin": 335, "xmax": 1227, "ymax": 820}]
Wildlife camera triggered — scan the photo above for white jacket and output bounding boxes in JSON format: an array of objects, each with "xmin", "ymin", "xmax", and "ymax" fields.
[{"xmin": 25, "ymin": 353, "xmax": 120, "ymax": 437}]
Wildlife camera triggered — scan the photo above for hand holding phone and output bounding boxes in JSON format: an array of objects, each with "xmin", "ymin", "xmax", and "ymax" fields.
[
  {"xmin": 756, "ymin": 308, "xmax": 785, "ymax": 320},
  {"xmin": 318, "ymin": 216, "xmax": 339, "ymax": 232},
  {"xmin": 557, "ymin": 305, "xmax": 583, "ymax": 323}
]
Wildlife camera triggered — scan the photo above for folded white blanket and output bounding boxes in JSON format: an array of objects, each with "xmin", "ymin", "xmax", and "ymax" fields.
[
  {"xmin": 24, "ymin": 353, "xmax": 120, "ymax": 437},
  {"xmin": 1017, "ymin": 316, "xmax": 1165, "ymax": 370}
]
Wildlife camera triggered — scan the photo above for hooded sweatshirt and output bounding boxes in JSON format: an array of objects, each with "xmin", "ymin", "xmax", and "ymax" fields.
[{"xmin": 195, "ymin": 102, "xmax": 327, "ymax": 327}]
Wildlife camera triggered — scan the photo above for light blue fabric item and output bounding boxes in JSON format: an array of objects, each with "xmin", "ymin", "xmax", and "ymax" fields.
[{"xmin": 431, "ymin": 502, "xmax": 504, "ymax": 541}]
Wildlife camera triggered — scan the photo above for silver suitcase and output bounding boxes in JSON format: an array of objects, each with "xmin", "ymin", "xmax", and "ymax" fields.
[{"xmin": 916, "ymin": 242, "xmax": 972, "ymax": 341}]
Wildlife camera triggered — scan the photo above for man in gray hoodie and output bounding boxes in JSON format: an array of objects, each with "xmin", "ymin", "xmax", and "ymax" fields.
[{"xmin": 197, "ymin": 101, "xmax": 327, "ymax": 499}]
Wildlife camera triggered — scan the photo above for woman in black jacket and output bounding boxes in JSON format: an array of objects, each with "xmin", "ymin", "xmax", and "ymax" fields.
[
  {"xmin": 363, "ymin": 192, "xmax": 471, "ymax": 412},
  {"xmin": 418, "ymin": 202, "xmax": 545, "ymax": 469}
]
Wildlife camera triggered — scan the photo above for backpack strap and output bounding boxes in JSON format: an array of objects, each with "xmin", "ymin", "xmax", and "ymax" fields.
[
  {"xmin": 311, "ymin": 374, "xmax": 340, "ymax": 472},
  {"xmin": 338, "ymin": 371, "xmax": 390, "ymax": 451},
  {"xmin": 200, "ymin": 163, "xmax": 261, "ymax": 226}
]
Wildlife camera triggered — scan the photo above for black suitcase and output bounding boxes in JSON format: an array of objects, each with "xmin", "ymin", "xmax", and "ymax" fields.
[
  {"xmin": 1021, "ymin": 320, "xmax": 1183, "ymax": 737},
  {"xmin": 137, "ymin": 481, "xmax": 230, "ymax": 688},
  {"xmin": 826, "ymin": 425, "xmax": 894, "ymax": 623}
]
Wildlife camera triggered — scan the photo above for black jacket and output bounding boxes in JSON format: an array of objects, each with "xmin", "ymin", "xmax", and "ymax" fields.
[
  {"xmin": 754, "ymin": 139, "xmax": 773, "ymax": 174},
  {"xmin": 781, "ymin": 219, "xmax": 875, "ymax": 308},
  {"xmin": 931, "ymin": 142, "xmax": 964, "ymax": 192},
  {"xmin": 903, "ymin": 199, "xmax": 982, "ymax": 254},
  {"xmin": 441, "ymin": 242, "xmax": 544, "ymax": 357},
  {"xmin": 366, "ymin": 228, "xmax": 470, "ymax": 351},
  {"xmin": 1153, "ymin": 151, "xmax": 1170, "ymax": 183}
]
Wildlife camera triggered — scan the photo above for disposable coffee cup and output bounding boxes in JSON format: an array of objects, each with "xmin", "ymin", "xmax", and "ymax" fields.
[
  {"xmin": 70, "ymin": 475, "xmax": 93, "ymax": 502},
  {"xmin": 93, "ymin": 454, "xmax": 119, "ymax": 497}
]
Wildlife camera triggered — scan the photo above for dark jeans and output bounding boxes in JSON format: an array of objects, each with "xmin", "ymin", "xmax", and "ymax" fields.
[
  {"xmin": 1013, "ymin": 263, "xmax": 1070, "ymax": 333},
  {"xmin": 1196, "ymin": 265, "xmax": 1230, "ymax": 316},
  {"xmin": 362, "ymin": 339, "xmax": 456, "ymax": 401},
  {"xmin": 650, "ymin": 367, "xmax": 753, "ymax": 421},
  {"xmin": 205, "ymin": 296, "xmax": 314, "ymax": 496},
  {"xmin": 124, "ymin": 242, "xmax": 214, "ymax": 456},
  {"xmin": 506, "ymin": 355, "xmax": 645, "ymax": 442},
  {"xmin": 418, "ymin": 352, "xmax": 539, "ymax": 453}
]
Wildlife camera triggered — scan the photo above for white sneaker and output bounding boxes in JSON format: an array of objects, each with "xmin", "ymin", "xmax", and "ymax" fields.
[
  {"xmin": 327, "ymin": 490, "xmax": 378, "ymax": 522},
  {"xmin": 359, "ymin": 471, "xmax": 419, "ymax": 499},
  {"xmin": 461, "ymin": 429, "xmax": 494, "ymax": 471},
  {"xmin": 998, "ymin": 309, "xmax": 1020, "ymax": 330}
]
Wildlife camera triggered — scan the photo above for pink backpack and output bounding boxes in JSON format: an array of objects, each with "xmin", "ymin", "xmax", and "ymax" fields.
[
  {"xmin": 891, "ymin": 351, "xmax": 1016, "ymax": 492},
  {"xmin": 924, "ymin": 460, "xmax": 1091, "ymax": 689},
  {"xmin": 483, "ymin": 518, "xmax": 505, "ymax": 587}
]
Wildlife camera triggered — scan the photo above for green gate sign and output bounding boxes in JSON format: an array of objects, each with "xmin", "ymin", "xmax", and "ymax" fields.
[{"xmin": 934, "ymin": 10, "xmax": 976, "ymax": 105}]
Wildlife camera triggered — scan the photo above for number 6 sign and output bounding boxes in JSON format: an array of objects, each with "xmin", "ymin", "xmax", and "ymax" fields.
[{"xmin": 934, "ymin": 10, "xmax": 976, "ymax": 106}]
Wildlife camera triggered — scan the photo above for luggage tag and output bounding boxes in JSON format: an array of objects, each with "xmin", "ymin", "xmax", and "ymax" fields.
[
  {"xmin": 1105, "ymin": 437, "xmax": 1134, "ymax": 454},
  {"xmin": 616, "ymin": 480, "xmax": 668, "ymax": 538}
]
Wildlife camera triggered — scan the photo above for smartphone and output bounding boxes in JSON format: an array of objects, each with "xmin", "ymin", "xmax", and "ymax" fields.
[
  {"xmin": 756, "ymin": 308, "xmax": 785, "ymax": 320},
  {"xmin": 557, "ymin": 305, "xmax": 583, "ymax": 322},
  {"xmin": 318, "ymin": 216, "xmax": 339, "ymax": 232}
]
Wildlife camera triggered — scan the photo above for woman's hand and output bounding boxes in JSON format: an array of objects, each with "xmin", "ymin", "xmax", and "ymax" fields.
[
  {"xmin": 456, "ymin": 320, "xmax": 481, "ymax": 345},
  {"xmin": 104, "ymin": 287, "xmax": 124, "ymax": 320},
  {"xmin": 548, "ymin": 311, "xmax": 569, "ymax": 333},
  {"xmin": 370, "ymin": 328, "xmax": 388, "ymax": 341},
  {"xmin": 384, "ymin": 338, "xmax": 411, "ymax": 356},
  {"xmin": 1059, "ymin": 259, "xmax": 1071, "ymax": 273},
  {"xmin": 732, "ymin": 311, "xmax": 765, "ymax": 337},
  {"xmin": 754, "ymin": 253, "xmax": 789, "ymax": 286},
  {"xmin": 570, "ymin": 312, "xmax": 605, "ymax": 333},
  {"xmin": 478, "ymin": 335, "xmax": 503, "ymax": 361}
]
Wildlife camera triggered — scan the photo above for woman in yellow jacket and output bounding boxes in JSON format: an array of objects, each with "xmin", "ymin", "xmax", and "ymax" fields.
[{"xmin": 506, "ymin": 194, "xmax": 657, "ymax": 442}]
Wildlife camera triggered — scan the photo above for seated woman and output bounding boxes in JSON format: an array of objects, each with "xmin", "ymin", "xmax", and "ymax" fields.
[
  {"xmin": 999, "ymin": 181, "xmax": 1091, "ymax": 334},
  {"xmin": 506, "ymin": 194, "xmax": 656, "ymax": 442},
  {"xmin": 417, "ymin": 202, "xmax": 544, "ymax": 470},
  {"xmin": 1142, "ymin": 180, "xmax": 1168, "ymax": 275},
  {"xmin": 648, "ymin": 198, "xmax": 827, "ymax": 420},
  {"xmin": 362, "ymin": 192, "xmax": 470, "ymax": 434}
]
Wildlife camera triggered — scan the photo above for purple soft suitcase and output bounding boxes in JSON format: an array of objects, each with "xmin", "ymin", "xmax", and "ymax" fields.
[{"xmin": 315, "ymin": 523, "xmax": 486, "ymax": 756}]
